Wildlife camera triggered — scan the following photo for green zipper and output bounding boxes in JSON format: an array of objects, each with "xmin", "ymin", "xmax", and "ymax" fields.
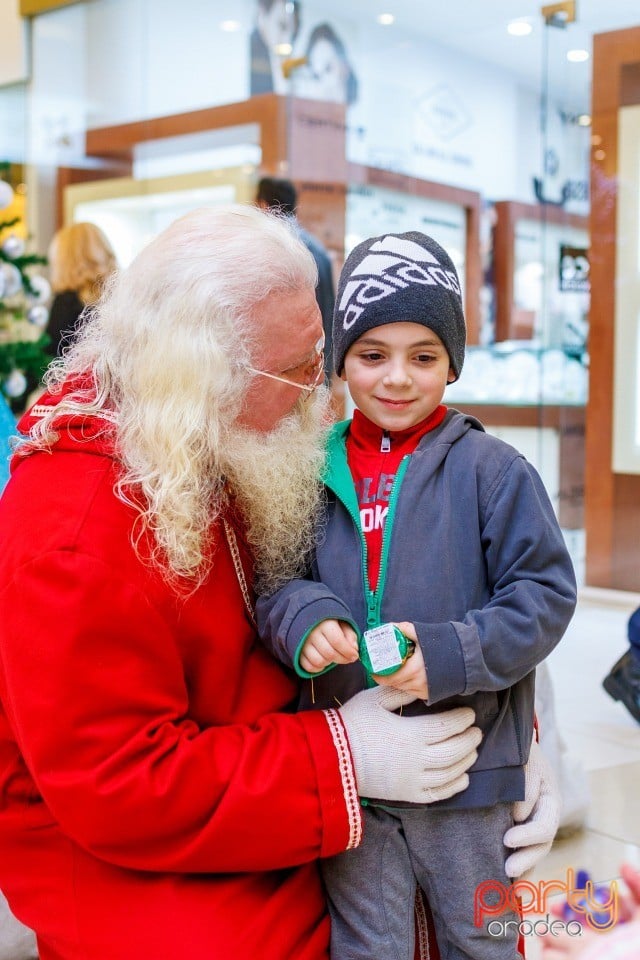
[
  {"xmin": 324, "ymin": 422, "xmax": 412, "ymax": 654},
  {"xmin": 327, "ymin": 448, "xmax": 411, "ymax": 629},
  {"xmin": 364, "ymin": 454, "xmax": 411, "ymax": 628}
]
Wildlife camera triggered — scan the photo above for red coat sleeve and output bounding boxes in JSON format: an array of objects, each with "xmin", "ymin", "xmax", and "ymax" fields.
[{"xmin": 0, "ymin": 549, "xmax": 362, "ymax": 873}]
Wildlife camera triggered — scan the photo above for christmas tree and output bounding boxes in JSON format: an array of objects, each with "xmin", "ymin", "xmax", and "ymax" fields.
[{"xmin": 0, "ymin": 179, "xmax": 51, "ymax": 413}]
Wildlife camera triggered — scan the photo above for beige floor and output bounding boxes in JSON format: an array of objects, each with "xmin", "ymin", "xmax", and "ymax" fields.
[{"xmin": 523, "ymin": 588, "xmax": 640, "ymax": 958}]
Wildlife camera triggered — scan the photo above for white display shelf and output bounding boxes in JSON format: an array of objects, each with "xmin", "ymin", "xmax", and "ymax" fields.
[{"xmin": 446, "ymin": 344, "xmax": 587, "ymax": 407}]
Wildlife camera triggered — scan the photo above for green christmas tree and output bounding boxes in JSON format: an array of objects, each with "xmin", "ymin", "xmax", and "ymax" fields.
[{"xmin": 0, "ymin": 180, "xmax": 51, "ymax": 413}]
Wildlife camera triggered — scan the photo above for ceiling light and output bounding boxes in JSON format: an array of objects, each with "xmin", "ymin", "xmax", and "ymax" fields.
[
  {"xmin": 219, "ymin": 20, "xmax": 241, "ymax": 32},
  {"xmin": 567, "ymin": 48, "xmax": 589, "ymax": 62},
  {"xmin": 507, "ymin": 20, "xmax": 533, "ymax": 37},
  {"xmin": 594, "ymin": 149, "xmax": 606, "ymax": 161},
  {"xmin": 377, "ymin": 13, "xmax": 395, "ymax": 26},
  {"xmin": 274, "ymin": 42, "xmax": 293, "ymax": 55},
  {"xmin": 577, "ymin": 114, "xmax": 591, "ymax": 126}
]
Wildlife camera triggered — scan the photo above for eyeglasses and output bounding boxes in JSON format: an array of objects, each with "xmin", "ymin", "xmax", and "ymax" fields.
[{"xmin": 246, "ymin": 337, "xmax": 325, "ymax": 394}]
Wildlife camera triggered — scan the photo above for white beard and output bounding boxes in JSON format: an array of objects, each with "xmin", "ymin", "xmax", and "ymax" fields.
[{"xmin": 221, "ymin": 386, "xmax": 330, "ymax": 595}]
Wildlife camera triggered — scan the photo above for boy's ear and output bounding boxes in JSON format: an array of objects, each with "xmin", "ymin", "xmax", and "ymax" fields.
[
  {"xmin": 447, "ymin": 367, "xmax": 456, "ymax": 383},
  {"xmin": 340, "ymin": 368, "xmax": 347, "ymax": 382}
]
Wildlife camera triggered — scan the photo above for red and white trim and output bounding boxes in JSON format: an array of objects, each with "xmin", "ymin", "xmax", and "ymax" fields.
[
  {"xmin": 324, "ymin": 709, "xmax": 362, "ymax": 850},
  {"xmin": 414, "ymin": 889, "xmax": 432, "ymax": 959}
]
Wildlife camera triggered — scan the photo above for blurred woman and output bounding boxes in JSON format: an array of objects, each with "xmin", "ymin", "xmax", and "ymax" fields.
[
  {"xmin": 302, "ymin": 23, "xmax": 358, "ymax": 105},
  {"xmin": 46, "ymin": 222, "xmax": 117, "ymax": 357}
]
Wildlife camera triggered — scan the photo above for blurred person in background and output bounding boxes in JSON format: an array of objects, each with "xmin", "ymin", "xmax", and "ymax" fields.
[
  {"xmin": 603, "ymin": 605, "xmax": 640, "ymax": 724},
  {"xmin": 0, "ymin": 392, "xmax": 15, "ymax": 493},
  {"xmin": 46, "ymin": 221, "xmax": 117, "ymax": 358},
  {"xmin": 256, "ymin": 176, "xmax": 336, "ymax": 382}
]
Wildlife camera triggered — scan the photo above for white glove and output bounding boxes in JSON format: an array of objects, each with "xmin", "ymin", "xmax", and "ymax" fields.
[
  {"xmin": 504, "ymin": 737, "xmax": 560, "ymax": 878},
  {"xmin": 338, "ymin": 686, "xmax": 481, "ymax": 804}
]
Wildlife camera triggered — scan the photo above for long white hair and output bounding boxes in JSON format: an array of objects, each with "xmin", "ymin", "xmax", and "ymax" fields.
[{"xmin": 27, "ymin": 204, "xmax": 319, "ymax": 586}]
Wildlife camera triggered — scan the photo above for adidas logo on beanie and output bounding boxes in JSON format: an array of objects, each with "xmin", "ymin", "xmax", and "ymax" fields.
[{"xmin": 333, "ymin": 232, "xmax": 466, "ymax": 380}]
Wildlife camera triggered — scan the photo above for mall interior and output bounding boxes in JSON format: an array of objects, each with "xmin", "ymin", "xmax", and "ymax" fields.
[{"xmin": 0, "ymin": 0, "xmax": 640, "ymax": 957}]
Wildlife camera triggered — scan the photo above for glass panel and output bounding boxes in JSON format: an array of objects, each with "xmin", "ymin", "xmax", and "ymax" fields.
[
  {"xmin": 535, "ymin": 9, "xmax": 591, "ymax": 580},
  {"xmin": 514, "ymin": 217, "xmax": 589, "ymax": 353}
]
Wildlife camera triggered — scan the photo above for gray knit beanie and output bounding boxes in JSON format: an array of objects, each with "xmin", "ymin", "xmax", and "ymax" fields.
[{"xmin": 333, "ymin": 231, "xmax": 466, "ymax": 379}]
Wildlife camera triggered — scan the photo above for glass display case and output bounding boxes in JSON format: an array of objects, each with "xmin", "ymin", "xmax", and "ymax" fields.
[
  {"xmin": 63, "ymin": 165, "xmax": 256, "ymax": 267},
  {"xmin": 512, "ymin": 217, "xmax": 589, "ymax": 352},
  {"xmin": 451, "ymin": 199, "xmax": 591, "ymax": 534},
  {"xmin": 446, "ymin": 343, "xmax": 587, "ymax": 407},
  {"xmin": 493, "ymin": 200, "xmax": 589, "ymax": 354},
  {"xmin": 443, "ymin": 344, "xmax": 586, "ymax": 531}
]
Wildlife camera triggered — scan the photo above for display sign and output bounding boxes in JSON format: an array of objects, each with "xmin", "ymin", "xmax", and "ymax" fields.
[{"xmin": 559, "ymin": 245, "xmax": 590, "ymax": 292}]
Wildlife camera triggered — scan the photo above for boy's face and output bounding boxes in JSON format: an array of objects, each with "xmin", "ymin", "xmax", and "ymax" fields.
[{"xmin": 341, "ymin": 321, "xmax": 455, "ymax": 432}]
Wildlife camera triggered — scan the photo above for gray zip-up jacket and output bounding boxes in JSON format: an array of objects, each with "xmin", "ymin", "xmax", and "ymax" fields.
[{"xmin": 257, "ymin": 410, "xmax": 577, "ymax": 808}]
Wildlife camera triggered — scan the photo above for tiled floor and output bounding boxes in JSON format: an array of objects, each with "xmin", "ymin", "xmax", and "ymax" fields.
[{"xmin": 523, "ymin": 588, "xmax": 640, "ymax": 958}]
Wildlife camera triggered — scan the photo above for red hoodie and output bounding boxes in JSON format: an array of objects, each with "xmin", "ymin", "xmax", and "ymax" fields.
[{"xmin": 0, "ymin": 389, "xmax": 361, "ymax": 960}]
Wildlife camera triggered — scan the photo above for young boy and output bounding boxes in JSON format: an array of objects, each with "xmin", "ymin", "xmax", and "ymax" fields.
[{"xmin": 257, "ymin": 231, "xmax": 577, "ymax": 959}]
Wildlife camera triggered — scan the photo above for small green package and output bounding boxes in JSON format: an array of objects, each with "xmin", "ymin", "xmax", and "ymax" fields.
[{"xmin": 359, "ymin": 623, "xmax": 415, "ymax": 676}]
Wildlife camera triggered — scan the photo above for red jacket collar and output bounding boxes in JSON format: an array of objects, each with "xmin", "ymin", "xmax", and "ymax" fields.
[
  {"xmin": 16, "ymin": 376, "xmax": 116, "ymax": 459},
  {"xmin": 349, "ymin": 405, "xmax": 447, "ymax": 455}
]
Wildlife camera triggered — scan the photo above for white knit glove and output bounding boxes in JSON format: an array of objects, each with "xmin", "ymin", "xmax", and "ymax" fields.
[
  {"xmin": 504, "ymin": 737, "xmax": 560, "ymax": 878},
  {"xmin": 338, "ymin": 686, "xmax": 481, "ymax": 804}
]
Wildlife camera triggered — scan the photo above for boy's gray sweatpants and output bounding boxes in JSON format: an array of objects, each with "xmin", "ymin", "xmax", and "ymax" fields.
[{"xmin": 321, "ymin": 801, "xmax": 523, "ymax": 960}]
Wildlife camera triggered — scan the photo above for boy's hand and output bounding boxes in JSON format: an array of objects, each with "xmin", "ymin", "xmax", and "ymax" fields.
[
  {"xmin": 373, "ymin": 622, "xmax": 429, "ymax": 700},
  {"xmin": 299, "ymin": 619, "xmax": 359, "ymax": 673}
]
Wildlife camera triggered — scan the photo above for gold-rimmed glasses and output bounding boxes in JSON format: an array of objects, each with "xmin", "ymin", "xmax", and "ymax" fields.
[{"xmin": 245, "ymin": 337, "xmax": 325, "ymax": 393}]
